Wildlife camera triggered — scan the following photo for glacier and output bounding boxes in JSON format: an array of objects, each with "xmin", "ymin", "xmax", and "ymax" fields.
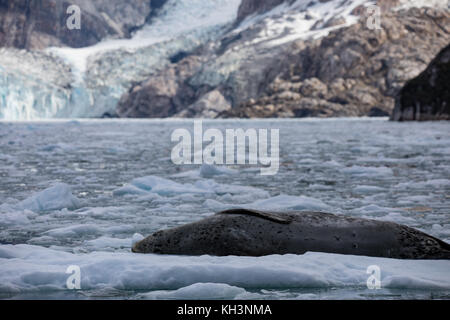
[{"xmin": 0, "ymin": 0, "xmax": 242, "ymax": 120}]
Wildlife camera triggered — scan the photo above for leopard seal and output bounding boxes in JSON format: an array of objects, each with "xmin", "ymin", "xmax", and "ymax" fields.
[{"xmin": 132, "ymin": 209, "xmax": 450, "ymax": 259}]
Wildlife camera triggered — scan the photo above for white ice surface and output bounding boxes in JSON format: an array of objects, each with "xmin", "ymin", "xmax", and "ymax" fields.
[
  {"xmin": 0, "ymin": 244, "xmax": 449, "ymax": 295},
  {"xmin": 139, "ymin": 283, "xmax": 249, "ymax": 300}
]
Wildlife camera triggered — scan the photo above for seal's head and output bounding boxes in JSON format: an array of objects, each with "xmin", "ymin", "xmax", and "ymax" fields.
[{"xmin": 131, "ymin": 231, "xmax": 165, "ymax": 254}]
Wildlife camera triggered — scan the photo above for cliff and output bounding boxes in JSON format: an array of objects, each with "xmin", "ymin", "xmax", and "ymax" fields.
[
  {"xmin": 391, "ymin": 44, "xmax": 450, "ymax": 121},
  {"xmin": 117, "ymin": 3, "xmax": 450, "ymax": 118},
  {"xmin": 0, "ymin": 0, "xmax": 161, "ymax": 50}
]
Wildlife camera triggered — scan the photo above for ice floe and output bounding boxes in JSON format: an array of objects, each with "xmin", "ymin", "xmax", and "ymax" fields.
[
  {"xmin": 0, "ymin": 244, "xmax": 448, "ymax": 295},
  {"xmin": 18, "ymin": 184, "xmax": 81, "ymax": 213}
]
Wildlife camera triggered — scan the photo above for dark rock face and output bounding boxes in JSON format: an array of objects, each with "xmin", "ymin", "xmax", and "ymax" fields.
[
  {"xmin": 0, "ymin": 0, "xmax": 158, "ymax": 50},
  {"xmin": 391, "ymin": 44, "xmax": 450, "ymax": 121},
  {"xmin": 116, "ymin": 55, "xmax": 204, "ymax": 118},
  {"xmin": 223, "ymin": 7, "xmax": 450, "ymax": 118},
  {"xmin": 236, "ymin": 0, "xmax": 294, "ymax": 23}
]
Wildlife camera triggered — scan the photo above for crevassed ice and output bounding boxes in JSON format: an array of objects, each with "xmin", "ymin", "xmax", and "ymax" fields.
[{"xmin": 0, "ymin": 0, "xmax": 242, "ymax": 120}]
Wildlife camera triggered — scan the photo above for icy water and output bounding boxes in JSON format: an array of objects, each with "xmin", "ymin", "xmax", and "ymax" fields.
[{"xmin": 0, "ymin": 118, "xmax": 449, "ymax": 300}]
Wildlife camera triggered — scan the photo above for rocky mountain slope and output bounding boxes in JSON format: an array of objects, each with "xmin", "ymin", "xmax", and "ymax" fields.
[
  {"xmin": 0, "ymin": 0, "xmax": 164, "ymax": 50},
  {"xmin": 391, "ymin": 44, "xmax": 450, "ymax": 121},
  {"xmin": 223, "ymin": 6, "xmax": 450, "ymax": 118},
  {"xmin": 0, "ymin": 0, "xmax": 449, "ymax": 119},
  {"xmin": 117, "ymin": 0, "xmax": 450, "ymax": 118}
]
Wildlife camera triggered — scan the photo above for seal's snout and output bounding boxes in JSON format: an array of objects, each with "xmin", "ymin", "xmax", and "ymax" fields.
[
  {"xmin": 131, "ymin": 234, "xmax": 160, "ymax": 254},
  {"xmin": 131, "ymin": 241, "xmax": 142, "ymax": 253},
  {"xmin": 132, "ymin": 236, "xmax": 153, "ymax": 253}
]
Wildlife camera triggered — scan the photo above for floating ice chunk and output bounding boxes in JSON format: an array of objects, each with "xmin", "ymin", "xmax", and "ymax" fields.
[
  {"xmin": 172, "ymin": 164, "xmax": 237, "ymax": 179},
  {"xmin": 139, "ymin": 283, "xmax": 247, "ymax": 300},
  {"xmin": 38, "ymin": 143, "xmax": 73, "ymax": 152},
  {"xmin": 44, "ymin": 224, "xmax": 101, "ymax": 238},
  {"xmin": 0, "ymin": 210, "xmax": 32, "ymax": 226},
  {"xmin": 84, "ymin": 236, "xmax": 132, "ymax": 251},
  {"xmin": 323, "ymin": 160, "xmax": 342, "ymax": 167},
  {"xmin": 0, "ymin": 154, "xmax": 15, "ymax": 162},
  {"xmin": 203, "ymin": 199, "xmax": 232, "ymax": 211},
  {"xmin": 354, "ymin": 204, "xmax": 395, "ymax": 215},
  {"xmin": 366, "ymin": 212, "xmax": 417, "ymax": 225},
  {"xmin": 105, "ymin": 146, "xmax": 128, "ymax": 154},
  {"xmin": 113, "ymin": 184, "xmax": 149, "ymax": 196},
  {"xmin": 194, "ymin": 180, "xmax": 269, "ymax": 197},
  {"xmin": 27, "ymin": 236, "xmax": 57, "ymax": 246},
  {"xmin": 298, "ymin": 158, "xmax": 317, "ymax": 164},
  {"xmin": 44, "ymin": 224, "xmax": 133, "ymax": 238},
  {"xmin": 308, "ymin": 184, "xmax": 334, "ymax": 191},
  {"xmin": 170, "ymin": 169, "xmax": 200, "ymax": 178},
  {"xmin": 395, "ymin": 179, "xmax": 450, "ymax": 189},
  {"xmin": 353, "ymin": 185, "xmax": 385, "ymax": 194},
  {"xmin": 199, "ymin": 164, "xmax": 237, "ymax": 178},
  {"xmin": 103, "ymin": 225, "xmax": 135, "ymax": 234},
  {"xmin": 423, "ymin": 179, "xmax": 450, "ymax": 187},
  {"xmin": 249, "ymin": 194, "xmax": 330, "ymax": 211},
  {"xmin": 115, "ymin": 176, "xmax": 210, "ymax": 196},
  {"xmin": 114, "ymin": 175, "xmax": 268, "ymax": 198},
  {"xmin": 204, "ymin": 194, "xmax": 330, "ymax": 212},
  {"xmin": 342, "ymin": 166, "xmax": 393, "ymax": 177},
  {"xmin": 18, "ymin": 183, "xmax": 81, "ymax": 213},
  {"xmin": 431, "ymin": 224, "xmax": 450, "ymax": 239},
  {"xmin": 396, "ymin": 195, "xmax": 433, "ymax": 205}
]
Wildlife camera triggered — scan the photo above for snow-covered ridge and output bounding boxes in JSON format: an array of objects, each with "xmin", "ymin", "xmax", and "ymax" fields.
[
  {"xmin": 234, "ymin": 0, "xmax": 449, "ymax": 48},
  {"xmin": 396, "ymin": 0, "xmax": 449, "ymax": 11},
  {"xmin": 234, "ymin": 0, "xmax": 374, "ymax": 47},
  {"xmin": 48, "ymin": 0, "xmax": 242, "ymax": 76}
]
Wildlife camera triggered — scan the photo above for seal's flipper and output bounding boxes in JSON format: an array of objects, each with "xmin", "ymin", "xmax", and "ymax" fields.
[{"xmin": 217, "ymin": 208, "xmax": 292, "ymax": 224}]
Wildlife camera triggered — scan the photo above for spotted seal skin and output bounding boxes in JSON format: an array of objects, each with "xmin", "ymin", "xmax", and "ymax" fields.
[{"xmin": 132, "ymin": 209, "xmax": 450, "ymax": 259}]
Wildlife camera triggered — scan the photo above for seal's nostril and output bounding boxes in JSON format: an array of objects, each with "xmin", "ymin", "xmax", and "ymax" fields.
[{"xmin": 131, "ymin": 242, "xmax": 141, "ymax": 253}]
